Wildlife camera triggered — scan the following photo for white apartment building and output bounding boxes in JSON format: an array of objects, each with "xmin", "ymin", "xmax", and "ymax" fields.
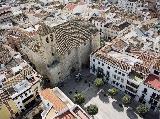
[
  {"xmin": 104, "ymin": 21, "xmax": 131, "ymax": 40},
  {"xmin": 91, "ymin": 17, "xmax": 106, "ymax": 38},
  {"xmin": 136, "ymin": 74, "xmax": 160, "ymax": 111},
  {"xmin": 10, "ymin": 73, "xmax": 41, "ymax": 112},
  {"xmin": 117, "ymin": 0, "xmax": 144, "ymax": 14},
  {"xmin": 136, "ymin": 60, "xmax": 160, "ymax": 111},
  {"xmin": 90, "ymin": 39, "xmax": 160, "ymax": 111}
]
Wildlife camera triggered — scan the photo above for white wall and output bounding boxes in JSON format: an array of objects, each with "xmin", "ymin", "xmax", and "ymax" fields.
[
  {"xmin": 136, "ymin": 83, "xmax": 160, "ymax": 111},
  {"xmin": 90, "ymin": 55, "xmax": 130, "ymax": 92}
]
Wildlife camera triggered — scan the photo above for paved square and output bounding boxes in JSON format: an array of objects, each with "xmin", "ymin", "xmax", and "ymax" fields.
[{"xmin": 59, "ymin": 69, "xmax": 159, "ymax": 119}]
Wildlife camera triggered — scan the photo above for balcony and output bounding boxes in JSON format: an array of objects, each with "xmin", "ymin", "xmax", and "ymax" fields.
[
  {"xmin": 127, "ymin": 80, "xmax": 139, "ymax": 89},
  {"xmin": 16, "ymin": 98, "xmax": 42, "ymax": 119},
  {"xmin": 142, "ymin": 88, "xmax": 147, "ymax": 95},
  {"xmin": 126, "ymin": 86, "xmax": 137, "ymax": 94},
  {"xmin": 128, "ymin": 70, "xmax": 144, "ymax": 84},
  {"xmin": 151, "ymin": 93, "xmax": 160, "ymax": 101}
]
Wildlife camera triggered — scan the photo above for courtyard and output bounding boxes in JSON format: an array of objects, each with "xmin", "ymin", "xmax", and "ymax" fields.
[{"xmin": 59, "ymin": 69, "xmax": 159, "ymax": 119}]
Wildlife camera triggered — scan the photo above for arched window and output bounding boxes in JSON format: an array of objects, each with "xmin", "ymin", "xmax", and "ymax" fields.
[
  {"xmin": 46, "ymin": 37, "xmax": 49, "ymax": 43},
  {"xmin": 50, "ymin": 34, "xmax": 53, "ymax": 41}
]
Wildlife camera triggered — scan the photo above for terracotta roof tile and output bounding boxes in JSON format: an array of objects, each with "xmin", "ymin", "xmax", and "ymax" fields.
[
  {"xmin": 40, "ymin": 89, "xmax": 67, "ymax": 112},
  {"xmin": 55, "ymin": 110, "xmax": 75, "ymax": 119}
]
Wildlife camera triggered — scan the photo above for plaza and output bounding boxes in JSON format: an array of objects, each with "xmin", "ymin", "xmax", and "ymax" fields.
[{"xmin": 59, "ymin": 69, "xmax": 159, "ymax": 119}]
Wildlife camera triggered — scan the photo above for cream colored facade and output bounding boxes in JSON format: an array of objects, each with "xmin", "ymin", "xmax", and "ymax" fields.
[{"xmin": 0, "ymin": 99, "xmax": 19, "ymax": 119}]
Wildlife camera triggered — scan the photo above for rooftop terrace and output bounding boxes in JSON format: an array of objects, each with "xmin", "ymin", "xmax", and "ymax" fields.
[{"xmin": 144, "ymin": 74, "xmax": 160, "ymax": 90}]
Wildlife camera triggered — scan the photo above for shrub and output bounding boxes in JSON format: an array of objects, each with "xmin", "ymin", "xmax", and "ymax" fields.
[
  {"xmin": 94, "ymin": 78, "xmax": 104, "ymax": 88},
  {"xmin": 108, "ymin": 88, "xmax": 118, "ymax": 96},
  {"xmin": 86, "ymin": 104, "xmax": 98, "ymax": 116},
  {"xmin": 122, "ymin": 95, "xmax": 131, "ymax": 104},
  {"xmin": 74, "ymin": 93, "xmax": 85, "ymax": 105},
  {"xmin": 136, "ymin": 104, "xmax": 149, "ymax": 115}
]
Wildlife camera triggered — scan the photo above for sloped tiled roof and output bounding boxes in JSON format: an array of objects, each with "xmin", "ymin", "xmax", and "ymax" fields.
[
  {"xmin": 153, "ymin": 59, "xmax": 160, "ymax": 71},
  {"xmin": 54, "ymin": 20, "xmax": 98, "ymax": 55},
  {"xmin": 94, "ymin": 45, "xmax": 131, "ymax": 71}
]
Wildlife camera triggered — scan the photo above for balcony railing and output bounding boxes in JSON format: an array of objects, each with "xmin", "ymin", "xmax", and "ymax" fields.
[
  {"xmin": 127, "ymin": 80, "xmax": 139, "ymax": 89},
  {"xmin": 126, "ymin": 86, "xmax": 137, "ymax": 93}
]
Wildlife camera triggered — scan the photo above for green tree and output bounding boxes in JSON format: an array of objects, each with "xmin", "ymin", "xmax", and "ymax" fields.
[
  {"xmin": 136, "ymin": 104, "xmax": 149, "ymax": 115},
  {"xmin": 122, "ymin": 95, "xmax": 131, "ymax": 104},
  {"xmin": 74, "ymin": 93, "xmax": 85, "ymax": 105},
  {"xmin": 94, "ymin": 78, "xmax": 104, "ymax": 88},
  {"xmin": 86, "ymin": 104, "xmax": 98, "ymax": 116},
  {"xmin": 108, "ymin": 88, "xmax": 118, "ymax": 96}
]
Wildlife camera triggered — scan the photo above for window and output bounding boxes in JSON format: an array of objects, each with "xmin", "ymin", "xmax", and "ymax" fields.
[
  {"xmin": 52, "ymin": 53, "xmax": 54, "ymax": 56},
  {"xmin": 152, "ymin": 93, "xmax": 156, "ymax": 98},
  {"xmin": 20, "ymin": 106, "xmax": 22, "ymax": 108},
  {"xmin": 118, "ymin": 72, "xmax": 121, "ymax": 75},
  {"xmin": 117, "ymin": 77, "xmax": 120, "ymax": 80},
  {"xmin": 2, "ymin": 78, "xmax": 6, "ymax": 82},
  {"xmin": 92, "ymin": 64, "xmax": 95, "ymax": 73},
  {"xmin": 107, "ymin": 66, "xmax": 110, "ymax": 69},
  {"xmin": 120, "ymin": 85, "xmax": 123, "ymax": 88},
  {"xmin": 25, "ymin": 93, "xmax": 27, "ymax": 96},
  {"xmin": 114, "ymin": 75, "xmax": 116, "ymax": 79},
  {"xmin": 18, "ymin": 102, "xmax": 20, "ymax": 104},
  {"xmin": 122, "ymin": 73, "xmax": 125, "ymax": 76},
  {"xmin": 106, "ymin": 71, "xmax": 109, "ymax": 76},
  {"xmin": 50, "ymin": 34, "xmax": 53, "ymax": 41},
  {"xmin": 15, "ymin": 113, "xmax": 19, "ymax": 117},
  {"xmin": 121, "ymin": 78, "xmax": 124, "ymax": 83},
  {"xmin": 102, "ymin": 63, "xmax": 104, "ymax": 66},
  {"xmin": 22, "ymin": 109, "xmax": 25, "ymax": 112},
  {"xmin": 154, "ymin": 70, "xmax": 159, "ymax": 75},
  {"xmin": 93, "ymin": 59, "xmax": 95, "ymax": 62},
  {"xmin": 46, "ymin": 37, "xmax": 49, "ymax": 43},
  {"xmin": 20, "ymin": 95, "xmax": 23, "ymax": 98},
  {"xmin": 142, "ymin": 101, "xmax": 146, "ymax": 104},
  {"xmin": 115, "ymin": 70, "xmax": 117, "ymax": 73},
  {"xmin": 68, "ymin": 50, "xmax": 71, "ymax": 55},
  {"xmin": 98, "ymin": 61, "xmax": 100, "ymax": 64},
  {"xmin": 116, "ymin": 82, "xmax": 119, "ymax": 86},
  {"xmin": 143, "ymin": 88, "xmax": 147, "ymax": 93}
]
